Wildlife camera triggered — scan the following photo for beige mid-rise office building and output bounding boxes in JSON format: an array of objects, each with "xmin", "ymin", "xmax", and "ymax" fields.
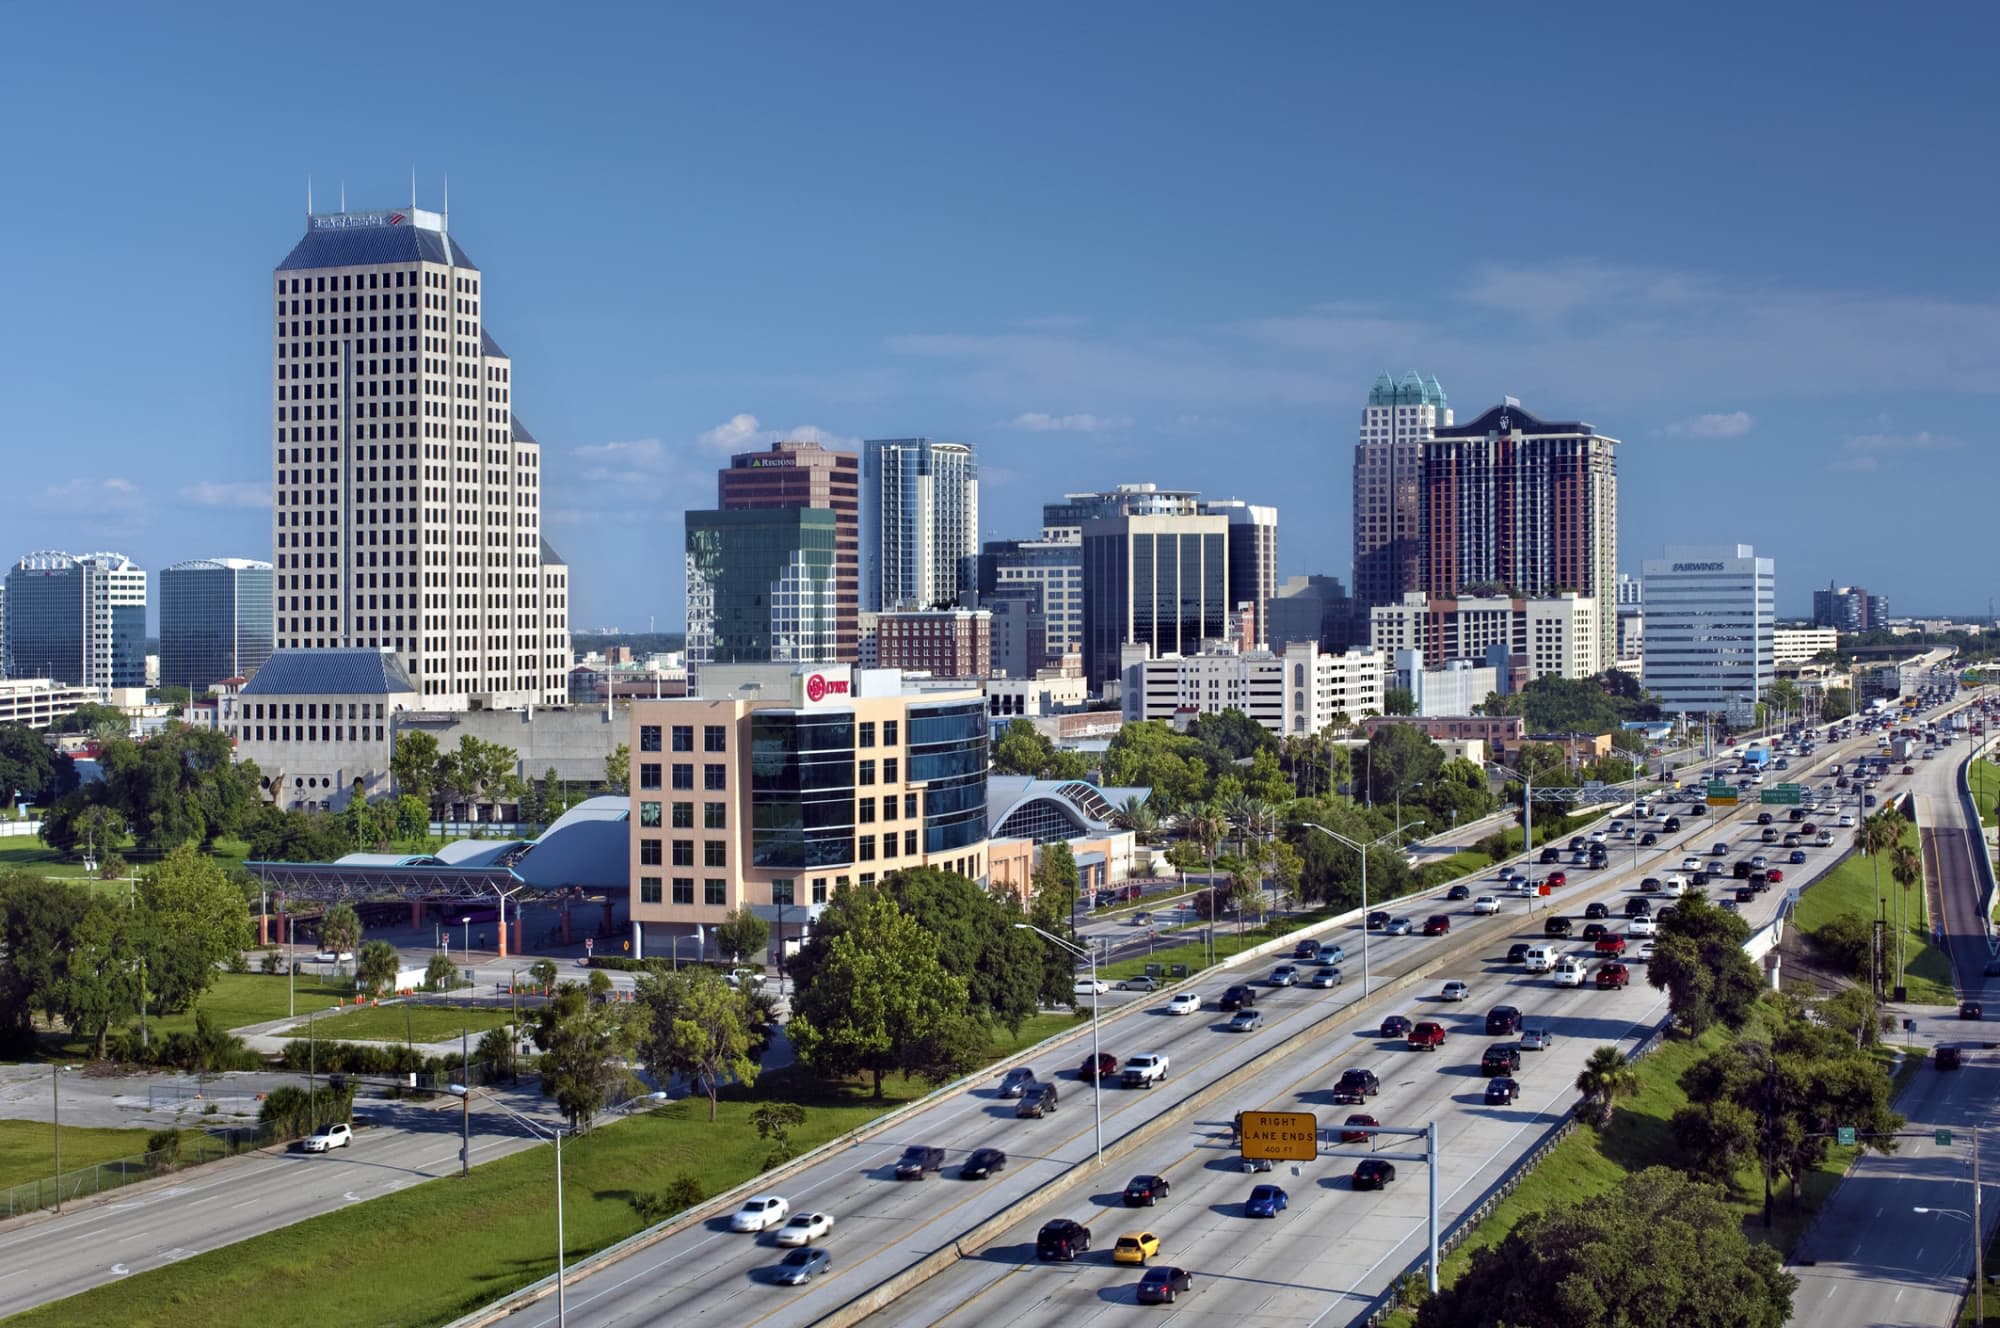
[{"xmin": 271, "ymin": 201, "xmax": 569, "ymax": 709}]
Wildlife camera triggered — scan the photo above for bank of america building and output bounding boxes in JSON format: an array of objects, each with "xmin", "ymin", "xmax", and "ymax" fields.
[{"xmin": 1640, "ymin": 545, "xmax": 1774, "ymax": 722}]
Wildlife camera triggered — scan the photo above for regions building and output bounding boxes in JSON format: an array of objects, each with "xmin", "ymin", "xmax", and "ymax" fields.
[
  {"xmin": 160, "ymin": 557, "xmax": 275, "ymax": 695},
  {"xmin": 863, "ymin": 438, "xmax": 978, "ymax": 611},
  {"xmin": 1370, "ymin": 591, "xmax": 1599, "ymax": 684},
  {"xmin": 4, "ymin": 551, "xmax": 147, "ymax": 688},
  {"xmin": 1640, "ymin": 545, "xmax": 1775, "ymax": 722},
  {"xmin": 625, "ymin": 666, "xmax": 991, "ymax": 957},
  {"xmin": 1421, "ymin": 402, "xmax": 1619, "ymax": 673},
  {"xmin": 270, "ymin": 200, "xmax": 569, "ymax": 709},
  {"xmin": 1353, "ymin": 370, "xmax": 1450, "ymax": 612},
  {"xmin": 1120, "ymin": 642, "xmax": 1386, "ymax": 737},
  {"xmin": 718, "ymin": 441, "xmax": 860, "ymax": 661}
]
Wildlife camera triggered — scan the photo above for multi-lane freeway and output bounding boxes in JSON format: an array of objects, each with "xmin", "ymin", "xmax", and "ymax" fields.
[{"xmin": 472, "ymin": 714, "xmax": 1924, "ymax": 1328}]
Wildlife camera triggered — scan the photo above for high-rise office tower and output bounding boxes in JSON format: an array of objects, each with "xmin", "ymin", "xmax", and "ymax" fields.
[
  {"xmin": 271, "ymin": 199, "xmax": 569, "ymax": 709},
  {"xmin": 977, "ymin": 537, "xmax": 1082, "ymax": 664},
  {"xmin": 1353, "ymin": 371, "xmax": 1450, "ymax": 612},
  {"xmin": 718, "ymin": 441, "xmax": 859, "ymax": 661},
  {"xmin": 160, "ymin": 558, "xmax": 276, "ymax": 693},
  {"xmin": 1421, "ymin": 401, "xmax": 1619, "ymax": 673},
  {"xmin": 862, "ymin": 438, "xmax": 977, "ymax": 611},
  {"xmin": 1080, "ymin": 509, "xmax": 1230, "ymax": 687},
  {"xmin": 1641, "ymin": 545, "xmax": 1775, "ymax": 720},
  {"xmin": 4, "ymin": 551, "xmax": 147, "ymax": 687},
  {"xmin": 1812, "ymin": 582, "xmax": 1886, "ymax": 633},
  {"xmin": 1199, "ymin": 499, "xmax": 1279, "ymax": 646},
  {"xmin": 685, "ymin": 508, "xmax": 838, "ymax": 674}
]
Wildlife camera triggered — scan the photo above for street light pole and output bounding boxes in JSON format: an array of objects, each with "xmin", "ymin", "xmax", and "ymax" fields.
[
  {"xmin": 452, "ymin": 1086, "xmax": 567, "ymax": 1327},
  {"xmin": 1299, "ymin": 820, "xmax": 1422, "ymax": 997},
  {"xmin": 1015, "ymin": 922, "xmax": 1101, "ymax": 1167}
]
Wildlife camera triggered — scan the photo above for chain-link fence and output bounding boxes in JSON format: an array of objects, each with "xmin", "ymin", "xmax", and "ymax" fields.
[{"xmin": 3, "ymin": 1123, "xmax": 281, "ymax": 1219}]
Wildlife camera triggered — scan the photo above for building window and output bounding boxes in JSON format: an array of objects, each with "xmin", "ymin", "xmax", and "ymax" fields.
[
  {"xmin": 904, "ymin": 829, "xmax": 918, "ymax": 856},
  {"xmin": 672, "ymin": 763, "xmax": 695, "ymax": 789},
  {"xmin": 811, "ymin": 877, "xmax": 829, "ymax": 904},
  {"xmin": 859, "ymin": 799, "xmax": 876, "ymax": 824},
  {"xmin": 883, "ymin": 719, "xmax": 899, "ymax": 746},
  {"xmin": 672, "ymin": 839, "xmax": 694, "ymax": 867},
  {"xmin": 703, "ymin": 763, "xmax": 726, "ymax": 790},
  {"xmin": 883, "ymin": 795, "xmax": 897, "ymax": 821},
  {"xmin": 858, "ymin": 759, "xmax": 876, "ymax": 786},
  {"xmin": 704, "ymin": 879, "xmax": 726, "ymax": 907},
  {"xmin": 859, "ymin": 836, "xmax": 876, "ymax": 861},
  {"xmin": 858, "ymin": 721, "xmax": 876, "ymax": 748},
  {"xmin": 671, "ymin": 725, "xmax": 694, "ymax": 752},
  {"xmin": 640, "ymin": 839, "xmax": 662, "ymax": 866},
  {"xmin": 639, "ymin": 763, "xmax": 662, "ymax": 790},
  {"xmin": 882, "ymin": 832, "xmax": 898, "ymax": 860},
  {"xmin": 704, "ymin": 801, "xmax": 727, "ymax": 829},
  {"xmin": 639, "ymin": 725, "xmax": 662, "ymax": 752},
  {"xmin": 704, "ymin": 840, "xmax": 727, "ymax": 868},
  {"xmin": 883, "ymin": 757, "xmax": 899, "ymax": 783},
  {"xmin": 703, "ymin": 724, "xmax": 727, "ymax": 752},
  {"xmin": 639, "ymin": 801, "xmax": 662, "ymax": 828},
  {"xmin": 859, "ymin": 872, "xmax": 877, "ymax": 886},
  {"xmin": 772, "ymin": 878, "xmax": 795, "ymax": 906},
  {"xmin": 672, "ymin": 801, "xmax": 694, "ymax": 828},
  {"xmin": 904, "ymin": 793, "xmax": 918, "ymax": 818},
  {"xmin": 639, "ymin": 876, "xmax": 662, "ymax": 904},
  {"xmin": 672, "ymin": 877, "xmax": 694, "ymax": 905}
]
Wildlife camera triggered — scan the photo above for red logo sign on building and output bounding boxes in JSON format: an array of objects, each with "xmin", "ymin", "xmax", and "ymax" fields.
[{"xmin": 805, "ymin": 672, "xmax": 851, "ymax": 703}]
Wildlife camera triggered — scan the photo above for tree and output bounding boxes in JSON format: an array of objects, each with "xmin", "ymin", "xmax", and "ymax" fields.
[
  {"xmin": 532, "ymin": 981, "xmax": 639, "ymax": 1132},
  {"xmin": 1109, "ymin": 795, "xmax": 1158, "ymax": 844},
  {"xmin": 1101, "ymin": 721, "xmax": 1211, "ymax": 810},
  {"xmin": 750, "ymin": 1101, "xmax": 808, "ymax": 1166},
  {"xmin": 529, "ymin": 957, "xmax": 559, "ymax": 989},
  {"xmin": 477, "ymin": 1025, "xmax": 519, "ymax": 1082},
  {"xmin": 60, "ymin": 899, "xmax": 145, "ymax": 1058},
  {"xmin": 875, "ymin": 866, "xmax": 1040, "ymax": 1035},
  {"xmin": 1033, "ymin": 841, "xmax": 1081, "ymax": 940},
  {"xmin": 0, "ymin": 724, "xmax": 77, "ymax": 808},
  {"xmin": 1889, "ymin": 841, "xmax": 1924, "ymax": 990},
  {"xmin": 716, "ymin": 907, "xmax": 771, "ymax": 966},
  {"xmin": 1574, "ymin": 1044, "xmax": 1640, "ymax": 1127},
  {"xmin": 1806, "ymin": 911, "xmax": 1872, "ymax": 977},
  {"xmin": 1417, "ymin": 1167, "xmax": 1796, "ymax": 1328},
  {"xmin": 1646, "ymin": 891, "xmax": 1763, "ymax": 1037},
  {"xmin": 138, "ymin": 845, "xmax": 252, "ymax": 1014},
  {"xmin": 96, "ymin": 726, "xmax": 259, "ymax": 853},
  {"xmin": 1821, "ymin": 687, "xmax": 1855, "ymax": 721},
  {"xmin": 392, "ymin": 794, "xmax": 430, "ymax": 842},
  {"xmin": 437, "ymin": 735, "xmax": 524, "ymax": 817},
  {"xmin": 55, "ymin": 701, "xmax": 127, "ymax": 736},
  {"xmin": 992, "ymin": 719, "xmax": 1059, "ymax": 777},
  {"xmin": 0, "ymin": 875, "xmax": 94, "ymax": 1051},
  {"xmin": 1184, "ymin": 709, "xmax": 1277, "ymax": 762},
  {"xmin": 786, "ymin": 888, "xmax": 976, "ymax": 1099},
  {"xmin": 1365, "ymin": 721, "xmax": 1446, "ymax": 808},
  {"xmin": 319, "ymin": 903, "xmax": 363, "ymax": 961},
  {"xmin": 633, "ymin": 967, "xmax": 761, "ymax": 1121},
  {"xmin": 390, "ymin": 729, "xmax": 441, "ymax": 808},
  {"xmin": 1381, "ymin": 686, "xmax": 1417, "ymax": 717},
  {"xmin": 604, "ymin": 743, "xmax": 630, "ymax": 795},
  {"xmin": 424, "ymin": 951, "xmax": 458, "ymax": 992},
  {"xmin": 355, "ymin": 940, "xmax": 402, "ymax": 997},
  {"xmin": 1853, "ymin": 808, "xmax": 1904, "ymax": 992}
]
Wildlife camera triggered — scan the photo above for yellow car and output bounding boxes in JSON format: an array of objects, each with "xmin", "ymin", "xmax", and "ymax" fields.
[{"xmin": 1113, "ymin": 1231, "xmax": 1161, "ymax": 1265}]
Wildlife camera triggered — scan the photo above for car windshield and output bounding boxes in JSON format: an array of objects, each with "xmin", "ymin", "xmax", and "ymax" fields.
[{"xmin": 782, "ymin": 1250, "xmax": 815, "ymax": 1265}]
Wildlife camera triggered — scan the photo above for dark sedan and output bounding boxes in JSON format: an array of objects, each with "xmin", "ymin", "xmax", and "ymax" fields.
[
  {"xmin": 961, "ymin": 1147, "xmax": 1007, "ymax": 1179},
  {"xmin": 1136, "ymin": 1266, "xmax": 1195, "ymax": 1305}
]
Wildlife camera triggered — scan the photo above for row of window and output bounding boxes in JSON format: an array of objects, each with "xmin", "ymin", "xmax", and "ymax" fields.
[
  {"xmin": 637, "ymin": 723, "xmax": 728, "ymax": 753},
  {"xmin": 637, "ymin": 762, "xmax": 728, "ymax": 791},
  {"xmin": 239, "ymin": 724, "xmax": 386, "ymax": 743},
  {"xmin": 639, "ymin": 838, "xmax": 730, "ymax": 869},
  {"xmin": 637, "ymin": 801, "xmax": 728, "ymax": 829}
]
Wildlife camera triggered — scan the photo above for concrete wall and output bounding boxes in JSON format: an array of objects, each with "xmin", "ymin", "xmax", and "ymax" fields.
[{"xmin": 396, "ymin": 704, "xmax": 624, "ymax": 785}]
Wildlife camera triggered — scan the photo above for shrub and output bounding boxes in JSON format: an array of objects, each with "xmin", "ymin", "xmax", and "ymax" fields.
[
  {"xmin": 630, "ymin": 1173, "xmax": 705, "ymax": 1224},
  {"xmin": 258, "ymin": 1083, "xmax": 357, "ymax": 1139},
  {"xmin": 1809, "ymin": 912, "xmax": 1873, "ymax": 977},
  {"xmin": 146, "ymin": 1129, "xmax": 183, "ymax": 1170}
]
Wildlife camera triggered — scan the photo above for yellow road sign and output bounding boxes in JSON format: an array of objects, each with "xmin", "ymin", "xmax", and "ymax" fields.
[{"xmin": 1238, "ymin": 1109, "xmax": 1319, "ymax": 1162}]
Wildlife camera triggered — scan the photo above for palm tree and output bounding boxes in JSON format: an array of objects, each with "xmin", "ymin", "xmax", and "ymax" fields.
[
  {"xmin": 1110, "ymin": 795, "xmax": 1158, "ymax": 845},
  {"xmin": 1890, "ymin": 841, "xmax": 1924, "ymax": 992},
  {"xmin": 1574, "ymin": 1045, "xmax": 1640, "ymax": 1128},
  {"xmin": 1853, "ymin": 809, "xmax": 1903, "ymax": 995},
  {"xmin": 1223, "ymin": 793, "xmax": 1257, "ymax": 857}
]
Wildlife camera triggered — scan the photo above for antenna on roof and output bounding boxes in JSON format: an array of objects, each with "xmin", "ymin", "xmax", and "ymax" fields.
[
  {"xmin": 307, "ymin": 175, "xmax": 313, "ymax": 216},
  {"xmin": 442, "ymin": 173, "xmax": 449, "ymax": 234},
  {"xmin": 411, "ymin": 165, "xmax": 417, "ymax": 211},
  {"xmin": 339, "ymin": 180, "xmax": 346, "ymax": 212}
]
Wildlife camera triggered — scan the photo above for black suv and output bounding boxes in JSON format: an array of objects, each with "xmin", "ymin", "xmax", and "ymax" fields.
[
  {"xmin": 1624, "ymin": 898, "xmax": 1651, "ymax": 917},
  {"xmin": 1122, "ymin": 1173, "xmax": 1171, "ymax": 1206},
  {"xmin": 1366, "ymin": 910, "xmax": 1391, "ymax": 930},
  {"xmin": 1037, "ymin": 1218, "xmax": 1091, "ymax": 1261},
  {"xmin": 1484, "ymin": 1006, "xmax": 1522, "ymax": 1036},
  {"xmin": 1539, "ymin": 847, "xmax": 1561, "ymax": 864},
  {"xmin": 1334, "ymin": 1068, "xmax": 1381, "ymax": 1102},
  {"xmin": 1292, "ymin": 938, "xmax": 1322, "ymax": 961},
  {"xmin": 1480, "ymin": 1044, "xmax": 1523, "ymax": 1076},
  {"xmin": 1220, "ymin": 984, "xmax": 1257, "ymax": 1011},
  {"xmin": 894, "ymin": 1145, "xmax": 945, "ymax": 1179},
  {"xmin": 961, "ymin": 1147, "xmax": 1007, "ymax": 1179},
  {"xmin": 1016, "ymin": 1083, "xmax": 1060, "ymax": 1118},
  {"xmin": 1543, "ymin": 916, "xmax": 1573, "ymax": 938}
]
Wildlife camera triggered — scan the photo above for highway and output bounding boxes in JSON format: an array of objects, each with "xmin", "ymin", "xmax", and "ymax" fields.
[
  {"xmin": 483, "ymin": 717, "xmax": 1910, "ymax": 1328},
  {"xmin": 0, "ymin": 1088, "xmax": 552, "ymax": 1318}
]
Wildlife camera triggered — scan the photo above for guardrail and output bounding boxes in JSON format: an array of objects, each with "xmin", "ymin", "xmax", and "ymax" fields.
[{"xmin": 1956, "ymin": 736, "xmax": 1999, "ymax": 935}]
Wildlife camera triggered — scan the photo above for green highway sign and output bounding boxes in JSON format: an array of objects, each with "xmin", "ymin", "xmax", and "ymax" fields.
[
  {"xmin": 1938, "ymin": 1129, "xmax": 1954, "ymax": 1146},
  {"xmin": 1707, "ymin": 780, "xmax": 1738, "ymax": 806},
  {"xmin": 1760, "ymin": 784, "xmax": 1803, "ymax": 806},
  {"xmin": 1837, "ymin": 1126, "xmax": 1857, "ymax": 1146}
]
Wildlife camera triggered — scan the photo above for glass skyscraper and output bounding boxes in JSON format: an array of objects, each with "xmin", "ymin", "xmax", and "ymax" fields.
[
  {"xmin": 4, "ymin": 551, "xmax": 147, "ymax": 688},
  {"xmin": 685, "ymin": 508, "xmax": 838, "ymax": 673},
  {"xmin": 160, "ymin": 558, "xmax": 276, "ymax": 693},
  {"xmin": 862, "ymin": 438, "xmax": 977, "ymax": 611}
]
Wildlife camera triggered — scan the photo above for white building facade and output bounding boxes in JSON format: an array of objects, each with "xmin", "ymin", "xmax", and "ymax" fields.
[
  {"xmin": 1369, "ymin": 592, "xmax": 1599, "ymax": 684},
  {"xmin": 862, "ymin": 438, "xmax": 978, "ymax": 611},
  {"xmin": 1640, "ymin": 545, "xmax": 1775, "ymax": 721},
  {"xmin": 1121, "ymin": 642, "xmax": 1385, "ymax": 737},
  {"xmin": 1773, "ymin": 626, "xmax": 1839, "ymax": 665},
  {"xmin": 1391, "ymin": 650, "xmax": 1500, "ymax": 717}
]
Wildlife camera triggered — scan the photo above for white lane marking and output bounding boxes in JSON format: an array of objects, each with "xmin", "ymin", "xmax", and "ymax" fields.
[
  {"xmin": 109, "ymin": 1264, "xmax": 130, "ymax": 1277},
  {"xmin": 342, "ymin": 1191, "xmax": 364, "ymax": 1203}
]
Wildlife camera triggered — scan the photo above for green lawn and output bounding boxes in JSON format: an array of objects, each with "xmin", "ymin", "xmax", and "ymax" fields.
[
  {"xmin": 37, "ymin": 972, "xmax": 356, "ymax": 1061},
  {"xmin": 0, "ymin": 1119, "xmax": 191, "ymax": 1196},
  {"xmin": 274, "ymin": 1004, "xmax": 517, "ymax": 1044},
  {"xmin": 1382, "ymin": 1022, "xmax": 1872, "ymax": 1327},
  {"xmin": 0, "ymin": 836, "xmax": 251, "ymax": 883},
  {"xmin": 8, "ymin": 1076, "xmax": 911, "ymax": 1328},
  {"xmin": 1969, "ymin": 757, "xmax": 2000, "ymax": 829},
  {"xmin": 1792, "ymin": 823, "xmax": 1953, "ymax": 1004}
]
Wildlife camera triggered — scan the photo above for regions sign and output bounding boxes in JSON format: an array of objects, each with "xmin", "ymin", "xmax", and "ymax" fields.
[{"xmin": 1238, "ymin": 1109, "xmax": 1319, "ymax": 1162}]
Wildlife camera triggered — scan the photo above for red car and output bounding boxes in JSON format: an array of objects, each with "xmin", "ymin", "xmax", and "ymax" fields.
[
  {"xmin": 1407, "ymin": 1021, "xmax": 1447, "ymax": 1052},
  {"xmin": 1422, "ymin": 914, "xmax": 1451, "ymax": 937},
  {"xmin": 1341, "ymin": 1113, "xmax": 1378, "ymax": 1144},
  {"xmin": 1596, "ymin": 962, "xmax": 1630, "ymax": 989},
  {"xmin": 1547, "ymin": 871, "xmax": 1567, "ymax": 889},
  {"xmin": 1593, "ymin": 935, "xmax": 1626, "ymax": 956},
  {"xmin": 1766, "ymin": 868, "xmax": 1784, "ymax": 884},
  {"xmin": 1078, "ymin": 1052, "xmax": 1120, "ymax": 1083},
  {"xmin": 1903, "ymin": 766, "xmax": 1916, "ymax": 775}
]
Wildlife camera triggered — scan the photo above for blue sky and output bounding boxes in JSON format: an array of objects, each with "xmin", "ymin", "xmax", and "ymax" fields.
[{"xmin": 3, "ymin": 3, "xmax": 1995, "ymax": 631}]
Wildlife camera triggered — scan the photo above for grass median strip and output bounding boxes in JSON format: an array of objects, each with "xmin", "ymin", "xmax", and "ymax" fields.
[
  {"xmin": 0, "ymin": 1120, "xmax": 200, "ymax": 1196},
  {"xmin": 1793, "ymin": 823, "xmax": 1952, "ymax": 1005},
  {"xmin": 38, "ymin": 972, "xmax": 358, "ymax": 1061},
  {"xmin": 275, "ymin": 1004, "xmax": 517, "ymax": 1043}
]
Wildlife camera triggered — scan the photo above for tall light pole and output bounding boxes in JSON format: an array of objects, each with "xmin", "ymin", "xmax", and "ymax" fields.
[
  {"xmin": 1299, "ymin": 820, "xmax": 1421, "ymax": 997},
  {"xmin": 451, "ymin": 1085, "xmax": 567, "ymax": 1328},
  {"xmin": 1487, "ymin": 761, "xmax": 1537, "ymax": 861},
  {"xmin": 1016, "ymin": 922, "xmax": 1102, "ymax": 1167}
]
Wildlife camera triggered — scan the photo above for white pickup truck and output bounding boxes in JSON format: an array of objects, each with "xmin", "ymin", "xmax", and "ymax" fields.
[{"xmin": 1120, "ymin": 1053, "xmax": 1170, "ymax": 1088}]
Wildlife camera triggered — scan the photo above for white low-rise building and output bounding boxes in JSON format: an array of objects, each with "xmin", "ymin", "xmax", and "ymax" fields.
[
  {"xmin": 226, "ymin": 650, "xmax": 414, "ymax": 811},
  {"xmin": 1773, "ymin": 627, "xmax": 1839, "ymax": 664},
  {"xmin": 1370, "ymin": 592, "xmax": 1599, "ymax": 685},
  {"xmin": 0, "ymin": 678, "xmax": 103, "ymax": 731},
  {"xmin": 1121, "ymin": 641, "xmax": 1385, "ymax": 736},
  {"xmin": 1390, "ymin": 650, "xmax": 1500, "ymax": 717}
]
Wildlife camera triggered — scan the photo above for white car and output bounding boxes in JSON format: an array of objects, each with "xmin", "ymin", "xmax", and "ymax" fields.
[
  {"xmin": 302, "ymin": 1122, "xmax": 352, "ymax": 1153},
  {"xmin": 1681, "ymin": 857, "xmax": 1701, "ymax": 871},
  {"xmin": 1073, "ymin": 977, "xmax": 1110, "ymax": 997},
  {"xmin": 1552, "ymin": 960, "xmax": 1585, "ymax": 988},
  {"xmin": 1440, "ymin": 981, "xmax": 1471, "ymax": 1002},
  {"xmin": 1164, "ymin": 992, "xmax": 1202, "ymax": 1016},
  {"xmin": 1513, "ymin": 879, "xmax": 1539, "ymax": 897},
  {"xmin": 773, "ymin": 1211, "xmax": 835, "ymax": 1246},
  {"xmin": 313, "ymin": 950, "xmax": 355, "ymax": 964},
  {"xmin": 1635, "ymin": 941, "xmax": 1657, "ymax": 963},
  {"xmin": 1627, "ymin": 915, "xmax": 1657, "ymax": 937},
  {"xmin": 730, "ymin": 1195, "xmax": 791, "ymax": 1232},
  {"xmin": 1472, "ymin": 895, "xmax": 1500, "ymax": 915},
  {"xmin": 1838, "ymin": 814, "xmax": 1856, "ymax": 827}
]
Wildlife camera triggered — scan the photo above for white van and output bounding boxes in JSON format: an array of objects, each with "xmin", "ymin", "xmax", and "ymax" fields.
[
  {"xmin": 1552, "ymin": 957, "xmax": 1585, "ymax": 987},
  {"xmin": 1662, "ymin": 874, "xmax": 1689, "ymax": 897},
  {"xmin": 1523, "ymin": 945, "xmax": 1556, "ymax": 973}
]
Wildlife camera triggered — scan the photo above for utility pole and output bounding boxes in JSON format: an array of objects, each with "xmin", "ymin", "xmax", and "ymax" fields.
[
  {"xmin": 52, "ymin": 1066, "xmax": 61, "ymax": 1214},
  {"xmin": 461, "ymin": 1025, "xmax": 471, "ymax": 1177}
]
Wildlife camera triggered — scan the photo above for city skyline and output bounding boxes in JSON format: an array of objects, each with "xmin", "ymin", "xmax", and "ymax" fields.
[{"xmin": 3, "ymin": 6, "xmax": 1996, "ymax": 630}]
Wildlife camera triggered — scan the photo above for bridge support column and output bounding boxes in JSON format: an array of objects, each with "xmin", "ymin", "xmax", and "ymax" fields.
[
  {"xmin": 257, "ymin": 913, "xmax": 271, "ymax": 946},
  {"xmin": 601, "ymin": 900, "xmax": 614, "ymax": 937},
  {"xmin": 632, "ymin": 920, "xmax": 644, "ymax": 961},
  {"xmin": 496, "ymin": 910, "xmax": 510, "ymax": 959},
  {"xmin": 560, "ymin": 905, "xmax": 572, "ymax": 945},
  {"xmin": 410, "ymin": 901, "xmax": 425, "ymax": 929}
]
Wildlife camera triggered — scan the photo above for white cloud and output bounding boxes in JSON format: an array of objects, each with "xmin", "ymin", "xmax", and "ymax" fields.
[
  {"xmin": 1828, "ymin": 429, "xmax": 1960, "ymax": 474},
  {"xmin": 178, "ymin": 481, "xmax": 271, "ymax": 508},
  {"xmin": 1661, "ymin": 411, "xmax": 1753, "ymax": 438},
  {"xmin": 42, "ymin": 476, "xmax": 145, "ymax": 513},
  {"xmin": 696, "ymin": 413, "xmax": 764, "ymax": 454},
  {"xmin": 1007, "ymin": 412, "xmax": 1133, "ymax": 433}
]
